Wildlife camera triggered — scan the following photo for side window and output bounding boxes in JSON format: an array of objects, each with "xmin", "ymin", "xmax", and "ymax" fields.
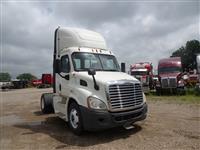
[
  {"xmin": 60, "ymin": 55, "xmax": 70, "ymax": 73},
  {"xmin": 74, "ymin": 59, "xmax": 81, "ymax": 69}
]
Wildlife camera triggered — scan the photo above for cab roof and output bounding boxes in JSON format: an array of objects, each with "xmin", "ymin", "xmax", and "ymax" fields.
[
  {"xmin": 159, "ymin": 57, "xmax": 181, "ymax": 63},
  {"xmin": 158, "ymin": 57, "xmax": 181, "ymax": 68},
  {"xmin": 56, "ymin": 27, "xmax": 107, "ymax": 52}
]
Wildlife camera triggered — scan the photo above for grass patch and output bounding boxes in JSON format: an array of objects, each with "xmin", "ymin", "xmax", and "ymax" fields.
[
  {"xmin": 147, "ymin": 93, "xmax": 200, "ymax": 104},
  {"xmin": 146, "ymin": 87, "xmax": 200, "ymax": 104},
  {"xmin": 186, "ymin": 88, "xmax": 195, "ymax": 95}
]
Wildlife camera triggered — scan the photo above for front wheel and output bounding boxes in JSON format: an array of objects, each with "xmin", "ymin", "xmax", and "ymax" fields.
[{"xmin": 68, "ymin": 102, "xmax": 83, "ymax": 135}]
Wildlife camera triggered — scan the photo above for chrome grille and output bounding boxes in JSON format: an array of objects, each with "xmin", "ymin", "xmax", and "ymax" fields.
[
  {"xmin": 161, "ymin": 78, "xmax": 168, "ymax": 88},
  {"xmin": 108, "ymin": 83, "xmax": 143, "ymax": 111},
  {"xmin": 169, "ymin": 78, "xmax": 177, "ymax": 88},
  {"xmin": 161, "ymin": 78, "xmax": 177, "ymax": 88}
]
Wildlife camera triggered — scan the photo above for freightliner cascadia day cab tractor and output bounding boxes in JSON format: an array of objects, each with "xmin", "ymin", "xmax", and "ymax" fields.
[
  {"xmin": 40, "ymin": 27, "xmax": 148, "ymax": 135},
  {"xmin": 156, "ymin": 57, "xmax": 185, "ymax": 95}
]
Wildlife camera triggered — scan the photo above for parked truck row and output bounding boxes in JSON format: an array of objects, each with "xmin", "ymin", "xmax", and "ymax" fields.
[
  {"xmin": 129, "ymin": 55, "xmax": 200, "ymax": 95},
  {"xmin": 1, "ymin": 74, "xmax": 53, "ymax": 90}
]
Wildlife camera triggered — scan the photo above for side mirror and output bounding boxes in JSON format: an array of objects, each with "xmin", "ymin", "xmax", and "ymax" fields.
[
  {"xmin": 88, "ymin": 68, "xmax": 96, "ymax": 76},
  {"xmin": 54, "ymin": 59, "xmax": 60, "ymax": 73},
  {"xmin": 121, "ymin": 62, "xmax": 126, "ymax": 73}
]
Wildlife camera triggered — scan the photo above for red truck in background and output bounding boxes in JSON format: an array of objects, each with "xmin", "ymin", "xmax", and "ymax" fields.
[
  {"xmin": 156, "ymin": 57, "xmax": 185, "ymax": 95},
  {"xmin": 42, "ymin": 74, "xmax": 53, "ymax": 85},
  {"xmin": 130, "ymin": 62, "xmax": 154, "ymax": 93},
  {"xmin": 32, "ymin": 74, "xmax": 53, "ymax": 88}
]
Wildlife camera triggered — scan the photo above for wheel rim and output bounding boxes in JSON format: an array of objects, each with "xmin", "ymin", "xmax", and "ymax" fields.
[
  {"xmin": 41, "ymin": 98, "xmax": 44, "ymax": 110},
  {"xmin": 69, "ymin": 108, "xmax": 79, "ymax": 129}
]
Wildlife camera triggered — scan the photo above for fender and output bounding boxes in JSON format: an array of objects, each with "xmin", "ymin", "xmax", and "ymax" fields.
[{"xmin": 64, "ymin": 87, "xmax": 92, "ymax": 121}]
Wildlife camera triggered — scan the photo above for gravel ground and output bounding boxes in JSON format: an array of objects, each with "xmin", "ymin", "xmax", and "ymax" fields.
[{"xmin": 0, "ymin": 88, "xmax": 199, "ymax": 150}]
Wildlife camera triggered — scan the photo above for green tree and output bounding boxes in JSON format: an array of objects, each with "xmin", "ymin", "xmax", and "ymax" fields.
[
  {"xmin": 16, "ymin": 73, "xmax": 37, "ymax": 81},
  {"xmin": 0, "ymin": 72, "xmax": 11, "ymax": 82},
  {"xmin": 171, "ymin": 40, "xmax": 200, "ymax": 71}
]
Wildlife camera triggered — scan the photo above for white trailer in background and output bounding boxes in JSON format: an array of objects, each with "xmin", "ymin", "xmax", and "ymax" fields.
[{"xmin": 41, "ymin": 27, "xmax": 148, "ymax": 135}]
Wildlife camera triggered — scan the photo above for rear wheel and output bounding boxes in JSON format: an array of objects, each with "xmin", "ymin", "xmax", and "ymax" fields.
[
  {"xmin": 68, "ymin": 102, "xmax": 83, "ymax": 135},
  {"xmin": 40, "ymin": 93, "xmax": 54, "ymax": 114}
]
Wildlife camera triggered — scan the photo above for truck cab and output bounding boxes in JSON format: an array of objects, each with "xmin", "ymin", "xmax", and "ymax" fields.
[
  {"xmin": 156, "ymin": 57, "xmax": 185, "ymax": 95},
  {"xmin": 41, "ymin": 27, "xmax": 147, "ymax": 135},
  {"xmin": 130, "ymin": 62, "xmax": 154, "ymax": 93}
]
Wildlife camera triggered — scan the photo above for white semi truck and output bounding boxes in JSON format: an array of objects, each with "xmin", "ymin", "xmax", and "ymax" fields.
[{"xmin": 41, "ymin": 27, "xmax": 148, "ymax": 135}]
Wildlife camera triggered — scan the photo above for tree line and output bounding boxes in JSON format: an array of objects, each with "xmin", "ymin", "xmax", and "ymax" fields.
[
  {"xmin": 171, "ymin": 39, "xmax": 200, "ymax": 71},
  {"xmin": 0, "ymin": 73, "xmax": 37, "ymax": 82}
]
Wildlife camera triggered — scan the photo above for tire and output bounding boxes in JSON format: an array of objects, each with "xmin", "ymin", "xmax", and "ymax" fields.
[
  {"xmin": 156, "ymin": 87, "xmax": 161, "ymax": 96},
  {"xmin": 40, "ymin": 93, "xmax": 54, "ymax": 114},
  {"xmin": 68, "ymin": 102, "xmax": 83, "ymax": 135}
]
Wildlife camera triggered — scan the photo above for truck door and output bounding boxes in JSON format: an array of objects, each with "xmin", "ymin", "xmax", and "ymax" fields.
[
  {"xmin": 56, "ymin": 54, "xmax": 71, "ymax": 114},
  {"xmin": 60, "ymin": 54, "xmax": 71, "ymax": 95}
]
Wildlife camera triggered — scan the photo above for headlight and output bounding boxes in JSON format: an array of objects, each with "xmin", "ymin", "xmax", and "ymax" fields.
[
  {"xmin": 178, "ymin": 79, "xmax": 184, "ymax": 87},
  {"xmin": 87, "ymin": 96, "xmax": 107, "ymax": 110},
  {"xmin": 143, "ymin": 93, "xmax": 146, "ymax": 102},
  {"xmin": 156, "ymin": 80, "xmax": 161, "ymax": 87}
]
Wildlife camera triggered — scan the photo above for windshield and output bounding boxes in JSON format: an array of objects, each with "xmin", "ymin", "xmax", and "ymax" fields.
[
  {"xmin": 158, "ymin": 66, "xmax": 182, "ymax": 74},
  {"xmin": 72, "ymin": 52, "xmax": 120, "ymax": 71}
]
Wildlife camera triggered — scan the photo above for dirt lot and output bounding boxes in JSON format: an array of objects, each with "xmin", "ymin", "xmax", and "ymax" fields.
[{"xmin": 0, "ymin": 88, "xmax": 199, "ymax": 150}]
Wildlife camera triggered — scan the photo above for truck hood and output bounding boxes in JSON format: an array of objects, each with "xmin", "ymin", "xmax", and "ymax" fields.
[
  {"xmin": 73, "ymin": 71, "xmax": 142, "ymax": 107},
  {"xmin": 159, "ymin": 72, "xmax": 181, "ymax": 78},
  {"xmin": 75, "ymin": 71, "xmax": 139, "ymax": 85}
]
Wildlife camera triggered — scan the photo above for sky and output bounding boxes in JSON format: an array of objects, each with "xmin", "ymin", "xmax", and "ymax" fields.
[{"xmin": 1, "ymin": 0, "xmax": 199, "ymax": 78}]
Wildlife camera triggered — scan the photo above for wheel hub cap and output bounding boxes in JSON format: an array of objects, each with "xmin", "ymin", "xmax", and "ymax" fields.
[{"xmin": 70, "ymin": 109, "xmax": 79, "ymax": 129}]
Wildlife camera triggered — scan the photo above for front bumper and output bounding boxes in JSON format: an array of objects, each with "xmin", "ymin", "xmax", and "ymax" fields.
[{"xmin": 80, "ymin": 103, "xmax": 148, "ymax": 131}]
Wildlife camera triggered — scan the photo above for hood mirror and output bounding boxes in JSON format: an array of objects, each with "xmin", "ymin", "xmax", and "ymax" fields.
[
  {"xmin": 88, "ymin": 68, "xmax": 96, "ymax": 75},
  {"xmin": 88, "ymin": 69, "xmax": 99, "ymax": 90}
]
